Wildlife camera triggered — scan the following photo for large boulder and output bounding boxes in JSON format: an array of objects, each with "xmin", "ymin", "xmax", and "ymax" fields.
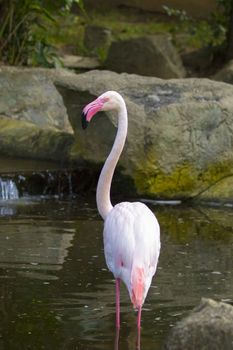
[
  {"xmin": 0, "ymin": 66, "xmax": 72, "ymax": 132},
  {"xmin": 105, "ymin": 34, "xmax": 186, "ymax": 79},
  {"xmin": 181, "ymin": 47, "xmax": 216, "ymax": 77},
  {"xmin": 0, "ymin": 118, "xmax": 73, "ymax": 161},
  {"xmin": 212, "ymin": 59, "xmax": 233, "ymax": 84},
  {"xmin": 53, "ymin": 69, "xmax": 233, "ymax": 202},
  {"xmin": 83, "ymin": 25, "xmax": 112, "ymax": 55},
  {"xmin": 1, "ymin": 67, "xmax": 233, "ymax": 201},
  {"xmin": 0, "ymin": 66, "xmax": 74, "ymax": 161},
  {"xmin": 163, "ymin": 298, "xmax": 233, "ymax": 350}
]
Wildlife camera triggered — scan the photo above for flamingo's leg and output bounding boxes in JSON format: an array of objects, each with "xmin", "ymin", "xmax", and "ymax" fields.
[
  {"xmin": 137, "ymin": 327, "xmax": 141, "ymax": 350},
  {"xmin": 137, "ymin": 305, "xmax": 142, "ymax": 329},
  {"xmin": 116, "ymin": 278, "xmax": 121, "ymax": 328}
]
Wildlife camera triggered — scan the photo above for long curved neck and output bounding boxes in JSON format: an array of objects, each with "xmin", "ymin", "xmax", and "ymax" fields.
[{"xmin": 96, "ymin": 102, "xmax": 128, "ymax": 220}]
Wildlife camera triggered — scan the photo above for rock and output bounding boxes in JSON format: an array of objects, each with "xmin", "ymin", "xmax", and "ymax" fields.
[
  {"xmin": 1, "ymin": 67, "xmax": 233, "ymax": 201},
  {"xmin": 163, "ymin": 298, "xmax": 233, "ymax": 350},
  {"xmin": 212, "ymin": 59, "xmax": 233, "ymax": 84},
  {"xmin": 84, "ymin": 25, "xmax": 112, "ymax": 55},
  {"xmin": 0, "ymin": 66, "xmax": 72, "ymax": 132},
  {"xmin": 0, "ymin": 66, "xmax": 74, "ymax": 161},
  {"xmin": 181, "ymin": 47, "xmax": 215, "ymax": 77},
  {"xmin": 105, "ymin": 34, "xmax": 186, "ymax": 78},
  {"xmin": 62, "ymin": 55, "xmax": 101, "ymax": 70},
  {"xmin": 0, "ymin": 118, "xmax": 74, "ymax": 161},
  {"xmin": 52, "ymin": 69, "xmax": 233, "ymax": 201}
]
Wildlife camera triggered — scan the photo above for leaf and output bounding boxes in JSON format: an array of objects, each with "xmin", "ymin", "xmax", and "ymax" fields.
[{"xmin": 29, "ymin": 4, "xmax": 57, "ymax": 23}]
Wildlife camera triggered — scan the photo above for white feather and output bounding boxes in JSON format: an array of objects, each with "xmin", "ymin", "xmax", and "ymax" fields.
[{"xmin": 104, "ymin": 201, "xmax": 160, "ymax": 303}]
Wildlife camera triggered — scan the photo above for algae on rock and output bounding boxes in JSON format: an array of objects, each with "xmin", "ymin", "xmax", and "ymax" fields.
[{"xmin": 0, "ymin": 118, "xmax": 74, "ymax": 161}]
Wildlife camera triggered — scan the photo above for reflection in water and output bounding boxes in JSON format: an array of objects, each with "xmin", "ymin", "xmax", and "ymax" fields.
[
  {"xmin": 0, "ymin": 200, "xmax": 232, "ymax": 349},
  {"xmin": 114, "ymin": 327, "xmax": 141, "ymax": 350},
  {"xmin": 0, "ymin": 206, "xmax": 16, "ymax": 216},
  {"xmin": 115, "ymin": 328, "xmax": 120, "ymax": 350}
]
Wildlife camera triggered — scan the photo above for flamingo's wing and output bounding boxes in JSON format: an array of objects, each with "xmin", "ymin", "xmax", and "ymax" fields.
[
  {"xmin": 103, "ymin": 202, "xmax": 135, "ymax": 278},
  {"xmin": 103, "ymin": 201, "xmax": 160, "ymax": 287}
]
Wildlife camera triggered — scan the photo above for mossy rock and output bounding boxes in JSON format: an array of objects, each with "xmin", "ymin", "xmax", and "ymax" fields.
[
  {"xmin": 1, "ymin": 67, "xmax": 233, "ymax": 202},
  {"xmin": 56, "ymin": 69, "xmax": 233, "ymax": 202},
  {"xmin": 134, "ymin": 158, "xmax": 233, "ymax": 201},
  {"xmin": 0, "ymin": 118, "xmax": 74, "ymax": 161}
]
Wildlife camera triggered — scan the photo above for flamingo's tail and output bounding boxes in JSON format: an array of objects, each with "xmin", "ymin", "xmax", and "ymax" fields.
[{"xmin": 131, "ymin": 266, "xmax": 145, "ymax": 309}]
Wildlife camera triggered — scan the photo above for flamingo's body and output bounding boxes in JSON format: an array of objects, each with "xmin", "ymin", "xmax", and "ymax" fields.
[{"xmin": 82, "ymin": 91, "xmax": 160, "ymax": 329}]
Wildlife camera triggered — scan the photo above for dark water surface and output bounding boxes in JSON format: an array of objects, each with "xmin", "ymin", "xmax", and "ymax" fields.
[{"xmin": 0, "ymin": 198, "xmax": 232, "ymax": 350}]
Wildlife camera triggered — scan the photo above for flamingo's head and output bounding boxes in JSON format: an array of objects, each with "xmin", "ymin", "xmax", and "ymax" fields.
[{"xmin": 81, "ymin": 91, "xmax": 124, "ymax": 129}]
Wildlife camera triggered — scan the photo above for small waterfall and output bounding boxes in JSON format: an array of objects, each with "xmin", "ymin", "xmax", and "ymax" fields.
[
  {"xmin": 0, "ymin": 177, "xmax": 19, "ymax": 200},
  {"xmin": 67, "ymin": 172, "xmax": 73, "ymax": 198}
]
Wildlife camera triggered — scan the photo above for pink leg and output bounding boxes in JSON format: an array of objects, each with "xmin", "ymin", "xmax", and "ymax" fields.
[
  {"xmin": 137, "ymin": 305, "xmax": 142, "ymax": 329},
  {"xmin": 137, "ymin": 327, "xmax": 141, "ymax": 350},
  {"xmin": 116, "ymin": 278, "xmax": 121, "ymax": 328}
]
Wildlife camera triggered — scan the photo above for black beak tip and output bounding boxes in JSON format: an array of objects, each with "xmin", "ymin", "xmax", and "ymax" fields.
[{"xmin": 81, "ymin": 112, "xmax": 89, "ymax": 130}]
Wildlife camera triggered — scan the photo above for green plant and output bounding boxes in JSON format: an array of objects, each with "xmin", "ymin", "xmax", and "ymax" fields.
[
  {"xmin": 215, "ymin": 0, "xmax": 233, "ymax": 59},
  {"xmin": 163, "ymin": 2, "xmax": 231, "ymax": 49},
  {"xmin": 96, "ymin": 46, "xmax": 108, "ymax": 63},
  {"xmin": 163, "ymin": 5, "xmax": 189, "ymax": 21},
  {"xmin": 0, "ymin": 0, "xmax": 83, "ymax": 66},
  {"xmin": 28, "ymin": 39, "xmax": 63, "ymax": 68},
  {"xmin": 0, "ymin": 0, "xmax": 53, "ymax": 65}
]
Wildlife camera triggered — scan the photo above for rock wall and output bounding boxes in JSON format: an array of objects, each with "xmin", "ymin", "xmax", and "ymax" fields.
[
  {"xmin": 105, "ymin": 34, "xmax": 186, "ymax": 78},
  {"xmin": 1, "ymin": 67, "xmax": 233, "ymax": 201}
]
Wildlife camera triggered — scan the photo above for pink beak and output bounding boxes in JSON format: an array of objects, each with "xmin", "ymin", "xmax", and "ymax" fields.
[{"xmin": 82, "ymin": 97, "xmax": 105, "ymax": 129}]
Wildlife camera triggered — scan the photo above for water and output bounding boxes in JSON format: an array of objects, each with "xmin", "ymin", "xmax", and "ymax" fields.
[
  {"xmin": 0, "ymin": 177, "xmax": 19, "ymax": 200},
  {"xmin": 0, "ymin": 156, "xmax": 95, "ymax": 199},
  {"xmin": 0, "ymin": 198, "xmax": 232, "ymax": 350}
]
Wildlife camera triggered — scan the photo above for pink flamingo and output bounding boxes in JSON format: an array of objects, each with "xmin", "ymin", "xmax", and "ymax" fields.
[{"xmin": 82, "ymin": 91, "xmax": 160, "ymax": 329}]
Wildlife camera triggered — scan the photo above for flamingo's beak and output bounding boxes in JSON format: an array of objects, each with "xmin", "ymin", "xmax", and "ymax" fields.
[
  {"xmin": 81, "ymin": 111, "xmax": 88, "ymax": 129},
  {"xmin": 81, "ymin": 97, "xmax": 105, "ymax": 130}
]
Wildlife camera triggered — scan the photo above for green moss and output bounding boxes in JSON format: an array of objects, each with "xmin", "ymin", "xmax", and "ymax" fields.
[
  {"xmin": 195, "ymin": 161, "xmax": 233, "ymax": 199},
  {"xmin": 0, "ymin": 118, "xmax": 74, "ymax": 161},
  {"xmin": 69, "ymin": 140, "xmax": 84, "ymax": 161},
  {"xmin": 91, "ymin": 13, "xmax": 173, "ymax": 40},
  {"xmin": 200, "ymin": 161, "xmax": 233, "ymax": 185},
  {"xmin": 134, "ymin": 162, "xmax": 197, "ymax": 197},
  {"xmin": 133, "ymin": 150, "xmax": 233, "ymax": 199}
]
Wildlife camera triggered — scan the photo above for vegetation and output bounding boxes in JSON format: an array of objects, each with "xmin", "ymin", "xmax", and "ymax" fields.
[
  {"xmin": 163, "ymin": 0, "xmax": 233, "ymax": 58},
  {"xmin": 0, "ymin": 0, "xmax": 83, "ymax": 66},
  {"xmin": 0, "ymin": 0, "xmax": 233, "ymax": 67},
  {"xmin": 41, "ymin": 7, "xmax": 227, "ymax": 62}
]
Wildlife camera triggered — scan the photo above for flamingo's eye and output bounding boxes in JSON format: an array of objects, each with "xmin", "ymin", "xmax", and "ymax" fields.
[{"xmin": 100, "ymin": 96, "xmax": 109, "ymax": 104}]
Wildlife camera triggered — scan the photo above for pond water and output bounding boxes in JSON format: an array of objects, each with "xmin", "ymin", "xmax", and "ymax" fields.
[{"xmin": 0, "ymin": 197, "xmax": 232, "ymax": 350}]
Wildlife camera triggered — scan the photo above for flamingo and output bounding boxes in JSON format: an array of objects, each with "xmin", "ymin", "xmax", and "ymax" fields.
[{"xmin": 82, "ymin": 91, "xmax": 160, "ymax": 329}]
